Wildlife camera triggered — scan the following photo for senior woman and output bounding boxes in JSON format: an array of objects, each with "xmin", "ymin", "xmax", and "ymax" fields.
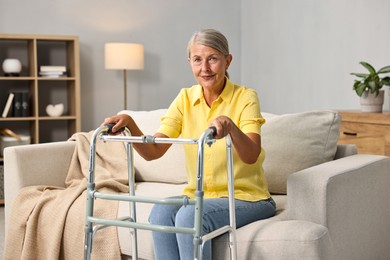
[{"xmin": 103, "ymin": 28, "xmax": 276, "ymax": 260}]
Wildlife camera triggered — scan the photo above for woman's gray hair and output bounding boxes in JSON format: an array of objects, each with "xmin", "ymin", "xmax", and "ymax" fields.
[{"xmin": 187, "ymin": 29, "xmax": 230, "ymax": 78}]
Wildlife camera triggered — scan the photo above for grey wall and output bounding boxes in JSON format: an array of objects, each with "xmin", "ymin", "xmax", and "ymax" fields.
[
  {"xmin": 241, "ymin": 0, "xmax": 390, "ymax": 114},
  {"xmin": 1, "ymin": 0, "xmax": 390, "ymax": 132},
  {"xmin": 0, "ymin": 0, "xmax": 241, "ymax": 131}
]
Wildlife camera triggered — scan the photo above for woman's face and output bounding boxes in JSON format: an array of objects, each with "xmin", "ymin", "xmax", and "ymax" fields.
[{"xmin": 189, "ymin": 43, "xmax": 232, "ymax": 92}]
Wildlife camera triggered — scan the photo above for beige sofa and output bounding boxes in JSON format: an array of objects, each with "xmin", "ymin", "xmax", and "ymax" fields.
[{"xmin": 4, "ymin": 109, "xmax": 390, "ymax": 260}]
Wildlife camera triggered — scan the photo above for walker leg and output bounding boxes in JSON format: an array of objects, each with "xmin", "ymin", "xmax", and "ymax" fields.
[
  {"xmin": 84, "ymin": 229, "xmax": 93, "ymax": 260},
  {"xmin": 127, "ymin": 142, "xmax": 139, "ymax": 260},
  {"xmin": 229, "ymin": 231, "xmax": 237, "ymax": 260},
  {"xmin": 194, "ymin": 179, "xmax": 204, "ymax": 260},
  {"xmin": 193, "ymin": 238, "xmax": 203, "ymax": 260},
  {"xmin": 130, "ymin": 228, "xmax": 138, "ymax": 260},
  {"xmin": 129, "ymin": 200, "xmax": 138, "ymax": 260},
  {"xmin": 226, "ymin": 135, "xmax": 237, "ymax": 260}
]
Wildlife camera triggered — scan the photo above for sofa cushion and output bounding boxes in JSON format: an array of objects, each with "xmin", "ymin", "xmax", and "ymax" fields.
[
  {"xmin": 261, "ymin": 111, "xmax": 340, "ymax": 194},
  {"xmin": 118, "ymin": 109, "xmax": 187, "ymax": 184},
  {"xmin": 213, "ymin": 220, "xmax": 332, "ymax": 260}
]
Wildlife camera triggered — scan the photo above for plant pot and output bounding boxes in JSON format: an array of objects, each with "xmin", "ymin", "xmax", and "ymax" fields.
[
  {"xmin": 388, "ymin": 90, "xmax": 390, "ymax": 112},
  {"xmin": 360, "ymin": 90, "xmax": 384, "ymax": 113}
]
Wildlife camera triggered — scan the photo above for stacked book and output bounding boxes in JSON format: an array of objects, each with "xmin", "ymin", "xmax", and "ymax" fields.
[{"xmin": 39, "ymin": 66, "xmax": 67, "ymax": 78}]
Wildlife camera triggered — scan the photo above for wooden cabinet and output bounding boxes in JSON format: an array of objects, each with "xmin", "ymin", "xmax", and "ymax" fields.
[
  {"xmin": 0, "ymin": 34, "xmax": 81, "ymax": 151},
  {"xmin": 338, "ymin": 111, "xmax": 390, "ymax": 156}
]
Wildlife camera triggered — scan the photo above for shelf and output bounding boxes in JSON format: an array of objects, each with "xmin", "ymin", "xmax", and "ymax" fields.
[
  {"xmin": 0, "ymin": 34, "xmax": 81, "ymax": 144},
  {"xmin": 38, "ymin": 116, "xmax": 78, "ymax": 120},
  {"xmin": 0, "ymin": 77, "xmax": 76, "ymax": 80},
  {"xmin": 0, "ymin": 77, "xmax": 34, "ymax": 80},
  {"xmin": 0, "ymin": 116, "xmax": 77, "ymax": 121},
  {"xmin": 38, "ymin": 77, "xmax": 77, "ymax": 80},
  {"xmin": 0, "ymin": 117, "xmax": 35, "ymax": 121}
]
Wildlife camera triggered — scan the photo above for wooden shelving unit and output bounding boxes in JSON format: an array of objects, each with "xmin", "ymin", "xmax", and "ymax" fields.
[{"xmin": 0, "ymin": 34, "xmax": 81, "ymax": 149}]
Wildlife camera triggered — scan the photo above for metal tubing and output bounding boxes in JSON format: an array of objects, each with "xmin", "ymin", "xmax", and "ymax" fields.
[
  {"xmin": 88, "ymin": 216, "xmax": 195, "ymax": 235},
  {"xmin": 202, "ymin": 225, "xmax": 233, "ymax": 243},
  {"xmin": 195, "ymin": 134, "xmax": 237, "ymax": 260},
  {"xmin": 88, "ymin": 126, "xmax": 107, "ymax": 184},
  {"xmin": 127, "ymin": 141, "xmax": 138, "ymax": 260},
  {"xmin": 84, "ymin": 127, "xmax": 236, "ymax": 260},
  {"xmin": 92, "ymin": 216, "xmax": 133, "ymax": 234},
  {"xmin": 84, "ymin": 125, "xmax": 109, "ymax": 260},
  {"xmin": 101, "ymin": 135, "xmax": 199, "ymax": 145},
  {"xmin": 226, "ymin": 135, "xmax": 237, "ymax": 260},
  {"xmin": 193, "ymin": 127, "xmax": 214, "ymax": 260},
  {"xmin": 93, "ymin": 192, "xmax": 195, "ymax": 205}
]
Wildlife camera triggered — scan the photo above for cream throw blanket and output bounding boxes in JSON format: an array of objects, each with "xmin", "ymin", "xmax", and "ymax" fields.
[{"xmin": 4, "ymin": 132, "xmax": 129, "ymax": 259}]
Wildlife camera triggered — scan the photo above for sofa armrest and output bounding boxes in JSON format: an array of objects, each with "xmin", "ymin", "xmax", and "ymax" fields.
[
  {"xmin": 287, "ymin": 154, "xmax": 390, "ymax": 259},
  {"xmin": 4, "ymin": 141, "xmax": 75, "ymax": 227}
]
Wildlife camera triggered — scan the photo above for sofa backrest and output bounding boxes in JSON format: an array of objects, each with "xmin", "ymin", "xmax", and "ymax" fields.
[{"xmin": 119, "ymin": 110, "xmax": 342, "ymax": 195}]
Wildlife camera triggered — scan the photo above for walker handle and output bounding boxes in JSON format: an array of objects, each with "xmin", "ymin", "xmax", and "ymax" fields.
[
  {"xmin": 105, "ymin": 124, "xmax": 125, "ymax": 135},
  {"xmin": 209, "ymin": 126, "xmax": 217, "ymax": 138}
]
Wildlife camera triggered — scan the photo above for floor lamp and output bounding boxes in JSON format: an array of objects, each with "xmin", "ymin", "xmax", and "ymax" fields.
[{"xmin": 105, "ymin": 43, "xmax": 144, "ymax": 110}]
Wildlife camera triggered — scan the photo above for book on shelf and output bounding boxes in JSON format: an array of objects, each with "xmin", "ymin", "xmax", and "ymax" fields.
[
  {"xmin": 40, "ymin": 66, "xmax": 66, "ymax": 72},
  {"xmin": 2, "ymin": 93, "xmax": 14, "ymax": 118},
  {"xmin": 39, "ymin": 65, "xmax": 67, "ymax": 78},
  {"xmin": 21, "ymin": 91, "xmax": 30, "ymax": 117},
  {"xmin": 13, "ymin": 92, "xmax": 23, "ymax": 117},
  {"xmin": 39, "ymin": 71, "xmax": 67, "ymax": 77},
  {"xmin": 12, "ymin": 91, "xmax": 30, "ymax": 117}
]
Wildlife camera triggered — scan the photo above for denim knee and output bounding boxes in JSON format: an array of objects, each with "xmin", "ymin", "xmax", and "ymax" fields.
[
  {"xmin": 149, "ymin": 203, "xmax": 181, "ymax": 226},
  {"xmin": 175, "ymin": 205, "xmax": 195, "ymax": 229}
]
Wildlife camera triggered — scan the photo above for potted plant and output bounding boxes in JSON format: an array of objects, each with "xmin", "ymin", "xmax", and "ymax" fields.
[{"xmin": 351, "ymin": 61, "xmax": 390, "ymax": 112}]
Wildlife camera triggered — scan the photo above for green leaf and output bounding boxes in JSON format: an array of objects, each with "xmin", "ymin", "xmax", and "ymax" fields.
[
  {"xmin": 352, "ymin": 80, "xmax": 360, "ymax": 90},
  {"xmin": 382, "ymin": 76, "xmax": 390, "ymax": 86},
  {"xmin": 368, "ymin": 80, "xmax": 378, "ymax": 91},
  {"xmin": 355, "ymin": 82, "xmax": 367, "ymax": 97},
  {"xmin": 360, "ymin": 61, "xmax": 376, "ymax": 75},
  {"xmin": 377, "ymin": 65, "xmax": 390, "ymax": 74},
  {"xmin": 350, "ymin": 72, "xmax": 369, "ymax": 78}
]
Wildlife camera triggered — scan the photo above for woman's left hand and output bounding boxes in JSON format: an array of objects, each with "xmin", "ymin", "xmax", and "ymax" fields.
[
  {"xmin": 209, "ymin": 116, "xmax": 233, "ymax": 139},
  {"xmin": 209, "ymin": 115, "xmax": 261, "ymax": 164}
]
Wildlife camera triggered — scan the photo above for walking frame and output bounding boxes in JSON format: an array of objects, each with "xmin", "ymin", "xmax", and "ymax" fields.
[{"xmin": 84, "ymin": 124, "xmax": 237, "ymax": 260}]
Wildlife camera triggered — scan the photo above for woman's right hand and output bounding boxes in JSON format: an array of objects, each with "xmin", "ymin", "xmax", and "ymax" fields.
[
  {"xmin": 102, "ymin": 113, "xmax": 170, "ymax": 160},
  {"xmin": 102, "ymin": 114, "xmax": 132, "ymax": 134}
]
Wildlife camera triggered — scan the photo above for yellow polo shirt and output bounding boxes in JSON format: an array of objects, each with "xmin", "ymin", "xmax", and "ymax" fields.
[{"xmin": 157, "ymin": 79, "xmax": 270, "ymax": 202}]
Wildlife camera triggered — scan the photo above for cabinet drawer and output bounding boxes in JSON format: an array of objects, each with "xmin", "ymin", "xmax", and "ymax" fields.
[
  {"xmin": 339, "ymin": 122, "xmax": 387, "ymax": 155},
  {"xmin": 338, "ymin": 133, "xmax": 385, "ymax": 155}
]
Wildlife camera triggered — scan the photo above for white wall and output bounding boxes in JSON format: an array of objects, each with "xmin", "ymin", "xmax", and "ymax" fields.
[
  {"xmin": 241, "ymin": 0, "xmax": 390, "ymax": 114},
  {"xmin": 2, "ymin": 0, "xmax": 390, "ymax": 132},
  {"xmin": 0, "ymin": 0, "xmax": 241, "ymax": 131}
]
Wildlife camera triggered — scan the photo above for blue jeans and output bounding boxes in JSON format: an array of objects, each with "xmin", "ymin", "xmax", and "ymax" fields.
[{"xmin": 148, "ymin": 196, "xmax": 276, "ymax": 260}]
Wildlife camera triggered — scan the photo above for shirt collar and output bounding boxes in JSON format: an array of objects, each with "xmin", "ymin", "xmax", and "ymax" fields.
[{"xmin": 191, "ymin": 78, "xmax": 234, "ymax": 106}]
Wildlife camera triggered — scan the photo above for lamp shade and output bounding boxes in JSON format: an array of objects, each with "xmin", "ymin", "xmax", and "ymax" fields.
[{"xmin": 105, "ymin": 43, "xmax": 144, "ymax": 70}]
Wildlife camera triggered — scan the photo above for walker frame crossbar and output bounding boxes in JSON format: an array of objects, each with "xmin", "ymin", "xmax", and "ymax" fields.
[{"xmin": 84, "ymin": 125, "xmax": 237, "ymax": 260}]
